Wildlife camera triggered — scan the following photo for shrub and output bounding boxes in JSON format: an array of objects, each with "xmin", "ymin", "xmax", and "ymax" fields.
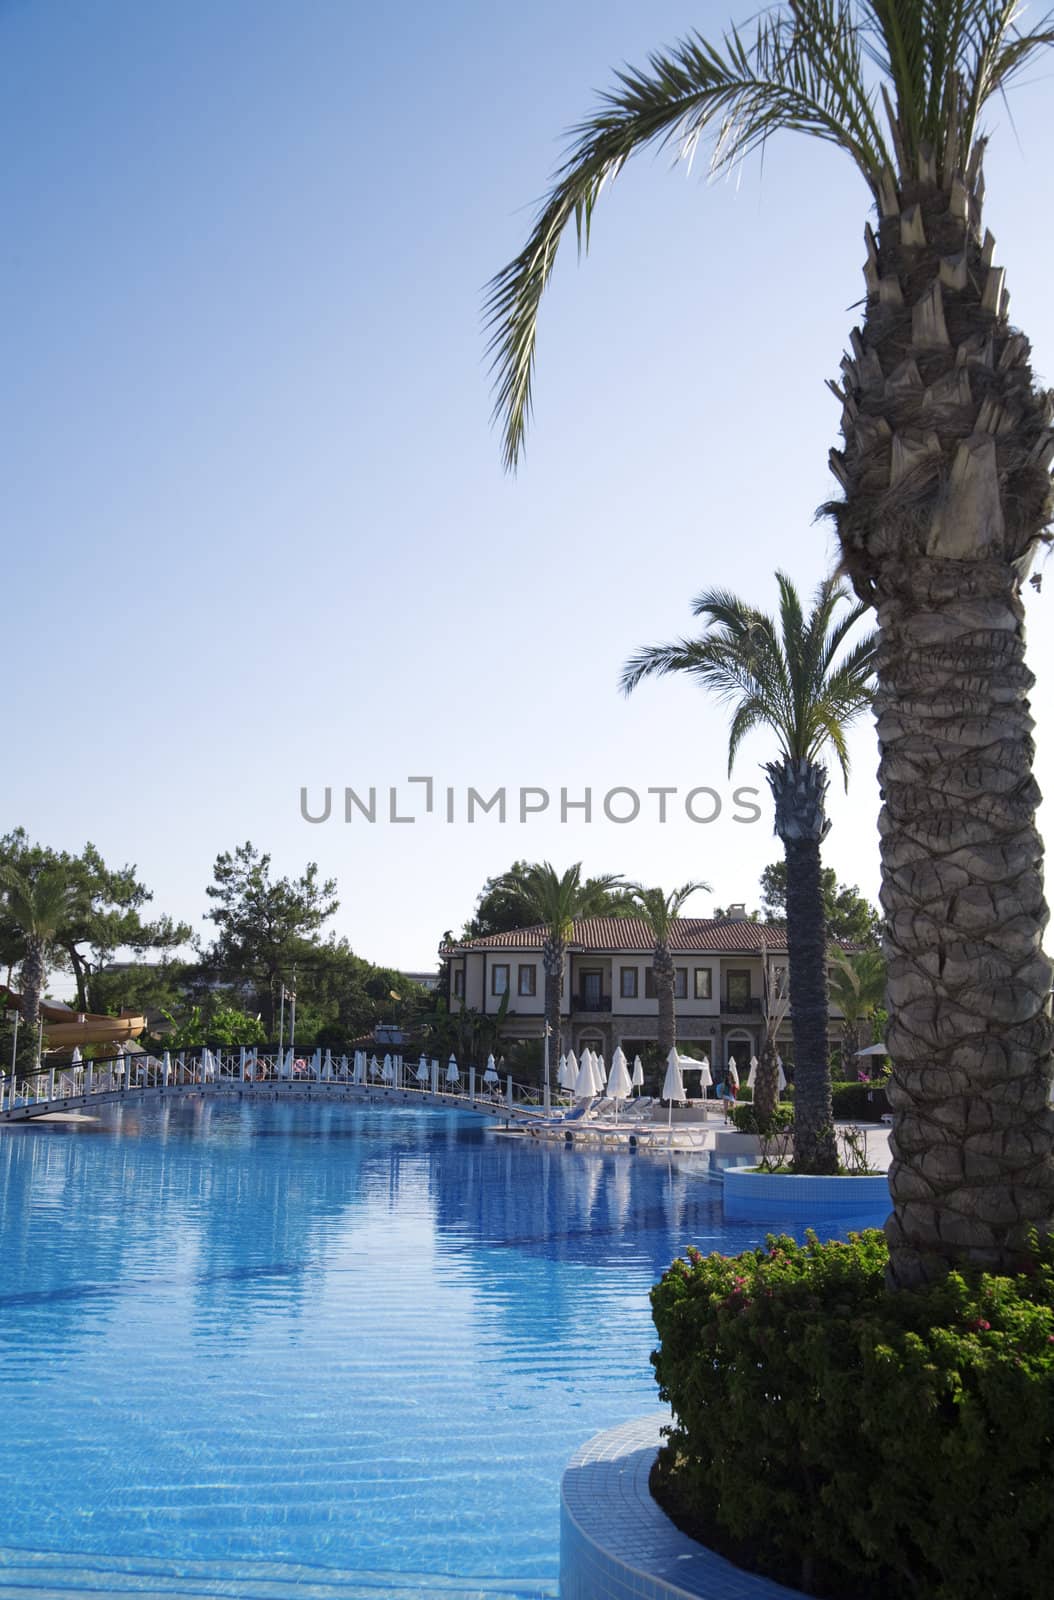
[
  {"xmin": 651, "ymin": 1230, "xmax": 1054, "ymax": 1600},
  {"xmin": 830, "ymin": 1080, "xmax": 890, "ymax": 1120},
  {"xmin": 730, "ymin": 1101, "xmax": 793, "ymax": 1135}
]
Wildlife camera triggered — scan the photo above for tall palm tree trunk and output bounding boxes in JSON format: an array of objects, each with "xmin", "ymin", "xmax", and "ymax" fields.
[
  {"xmin": 876, "ymin": 568, "xmax": 1054, "ymax": 1284},
  {"xmin": 828, "ymin": 173, "xmax": 1054, "ymax": 1282},
  {"xmin": 754, "ymin": 1036, "xmax": 780, "ymax": 1129},
  {"xmin": 543, "ymin": 938, "xmax": 564, "ymax": 1062},
  {"xmin": 768, "ymin": 757, "xmax": 837, "ymax": 1174},
  {"xmin": 654, "ymin": 943, "xmax": 676, "ymax": 1058},
  {"xmin": 19, "ymin": 936, "xmax": 45, "ymax": 1030}
]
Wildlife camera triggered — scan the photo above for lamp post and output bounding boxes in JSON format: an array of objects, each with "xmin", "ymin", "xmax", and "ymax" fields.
[
  {"xmin": 543, "ymin": 1020, "xmax": 551, "ymax": 1114},
  {"xmin": 288, "ymin": 967, "xmax": 298, "ymax": 1067}
]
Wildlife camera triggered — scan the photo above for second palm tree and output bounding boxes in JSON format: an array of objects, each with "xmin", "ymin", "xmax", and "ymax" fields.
[{"xmin": 623, "ymin": 572, "xmax": 875, "ymax": 1173}]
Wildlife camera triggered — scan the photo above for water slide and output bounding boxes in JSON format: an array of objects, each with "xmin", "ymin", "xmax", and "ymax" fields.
[{"xmin": 1, "ymin": 989, "xmax": 147, "ymax": 1048}]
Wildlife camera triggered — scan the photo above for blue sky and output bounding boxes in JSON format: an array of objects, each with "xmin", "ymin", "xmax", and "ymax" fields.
[{"xmin": 4, "ymin": 0, "xmax": 1054, "ymax": 973}]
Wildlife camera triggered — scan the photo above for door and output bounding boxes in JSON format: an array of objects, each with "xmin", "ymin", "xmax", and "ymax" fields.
[{"xmin": 581, "ymin": 971, "xmax": 603, "ymax": 1010}]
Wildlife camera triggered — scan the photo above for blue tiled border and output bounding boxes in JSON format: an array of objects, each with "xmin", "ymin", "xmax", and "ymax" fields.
[
  {"xmin": 722, "ymin": 1166, "xmax": 889, "ymax": 1221},
  {"xmin": 560, "ymin": 1415, "xmax": 805, "ymax": 1600}
]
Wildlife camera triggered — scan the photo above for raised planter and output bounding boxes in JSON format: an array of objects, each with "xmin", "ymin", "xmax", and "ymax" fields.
[
  {"xmin": 561, "ymin": 1414, "xmax": 806, "ymax": 1599},
  {"xmin": 722, "ymin": 1163, "xmax": 889, "ymax": 1221}
]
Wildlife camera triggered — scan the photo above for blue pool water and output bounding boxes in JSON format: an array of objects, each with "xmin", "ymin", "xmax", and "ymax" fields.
[{"xmin": 0, "ymin": 1099, "xmax": 884, "ymax": 1599}]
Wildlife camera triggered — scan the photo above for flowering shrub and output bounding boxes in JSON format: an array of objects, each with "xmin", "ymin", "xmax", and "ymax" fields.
[{"xmin": 650, "ymin": 1230, "xmax": 1054, "ymax": 1599}]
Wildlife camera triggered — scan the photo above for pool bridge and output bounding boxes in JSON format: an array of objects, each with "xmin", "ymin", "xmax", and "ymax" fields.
[{"xmin": 0, "ymin": 1047, "xmax": 546, "ymax": 1124}]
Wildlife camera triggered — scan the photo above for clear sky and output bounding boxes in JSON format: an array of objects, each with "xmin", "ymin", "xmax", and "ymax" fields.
[{"xmin": 4, "ymin": 0, "xmax": 1054, "ymax": 973}]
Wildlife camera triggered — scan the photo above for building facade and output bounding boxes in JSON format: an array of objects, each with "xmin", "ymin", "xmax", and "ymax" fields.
[{"xmin": 440, "ymin": 912, "xmax": 845, "ymax": 1066}]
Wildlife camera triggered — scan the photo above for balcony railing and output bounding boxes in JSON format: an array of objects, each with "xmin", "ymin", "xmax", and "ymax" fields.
[
  {"xmin": 572, "ymin": 993, "xmax": 612, "ymax": 1013},
  {"xmin": 722, "ymin": 996, "xmax": 763, "ymax": 1014}
]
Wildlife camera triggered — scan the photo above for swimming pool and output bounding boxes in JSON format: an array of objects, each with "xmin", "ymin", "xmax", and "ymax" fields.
[{"xmin": 0, "ymin": 1099, "xmax": 884, "ymax": 1598}]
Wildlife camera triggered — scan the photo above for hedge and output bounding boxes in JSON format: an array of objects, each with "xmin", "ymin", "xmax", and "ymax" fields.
[
  {"xmin": 730, "ymin": 1101, "xmax": 794, "ymax": 1135},
  {"xmin": 831, "ymin": 1080, "xmax": 890, "ymax": 1120},
  {"xmin": 651, "ymin": 1230, "xmax": 1054, "ymax": 1600}
]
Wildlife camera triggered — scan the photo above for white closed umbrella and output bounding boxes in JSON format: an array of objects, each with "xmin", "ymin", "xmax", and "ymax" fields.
[
  {"xmin": 631, "ymin": 1055, "xmax": 644, "ymax": 1093},
  {"xmin": 564, "ymin": 1049, "xmax": 579, "ymax": 1098},
  {"xmin": 777, "ymin": 1054, "xmax": 787, "ymax": 1092},
  {"xmin": 662, "ymin": 1047, "xmax": 686, "ymax": 1102},
  {"xmin": 161, "ymin": 1049, "xmax": 171, "ymax": 1084},
  {"xmin": 557, "ymin": 1052, "xmax": 568, "ymax": 1088},
  {"xmin": 726, "ymin": 1057, "xmax": 740, "ymax": 1090},
  {"xmin": 606, "ymin": 1048, "xmax": 633, "ymax": 1110},
  {"xmin": 662, "ymin": 1047, "xmax": 686, "ymax": 1130},
  {"xmin": 595, "ymin": 1053, "xmax": 607, "ymax": 1087},
  {"xmin": 573, "ymin": 1054, "xmax": 595, "ymax": 1099},
  {"xmin": 382, "ymin": 1053, "xmax": 394, "ymax": 1083},
  {"xmin": 71, "ymin": 1046, "xmax": 82, "ymax": 1066},
  {"xmin": 588, "ymin": 1052, "xmax": 605, "ymax": 1096},
  {"xmin": 311, "ymin": 1047, "xmax": 322, "ymax": 1078},
  {"xmin": 483, "ymin": 1053, "xmax": 499, "ymax": 1087},
  {"xmin": 339, "ymin": 1053, "xmax": 348, "ymax": 1078},
  {"xmin": 370, "ymin": 1053, "xmax": 381, "ymax": 1079},
  {"xmin": 446, "ymin": 1054, "xmax": 460, "ymax": 1086},
  {"xmin": 698, "ymin": 1054, "xmax": 713, "ymax": 1090},
  {"xmin": 416, "ymin": 1054, "xmax": 430, "ymax": 1084}
]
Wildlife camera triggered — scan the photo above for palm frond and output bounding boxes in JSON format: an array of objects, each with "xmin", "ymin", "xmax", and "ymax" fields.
[
  {"xmin": 625, "ymin": 569, "xmax": 874, "ymax": 781},
  {"xmin": 485, "ymin": 7, "xmax": 890, "ymax": 468}
]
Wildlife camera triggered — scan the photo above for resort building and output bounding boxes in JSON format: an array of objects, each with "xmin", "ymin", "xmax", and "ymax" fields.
[{"xmin": 440, "ymin": 908, "xmax": 845, "ymax": 1065}]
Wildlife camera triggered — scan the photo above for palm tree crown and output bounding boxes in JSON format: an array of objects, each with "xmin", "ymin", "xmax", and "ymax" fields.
[
  {"xmin": 0, "ymin": 864, "xmax": 73, "ymax": 944},
  {"xmin": 621, "ymin": 571, "xmax": 877, "ymax": 785},
  {"xmin": 486, "ymin": 0, "xmax": 1054, "ymax": 470},
  {"xmin": 626, "ymin": 881, "xmax": 710, "ymax": 940},
  {"xmin": 496, "ymin": 861, "xmax": 623, "ymax": 940}
]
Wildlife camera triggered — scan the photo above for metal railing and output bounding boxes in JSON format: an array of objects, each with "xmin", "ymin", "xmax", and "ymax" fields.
[
  {"xmin": 571, "ymin": 994, "xmax": 612, "ymax": 1013},
  {"xmin": 0, "ymin": 1046, "xmax": 548, "ymax": 1122}
]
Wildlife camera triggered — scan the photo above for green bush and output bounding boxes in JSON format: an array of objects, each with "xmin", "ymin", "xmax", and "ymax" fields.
[
  {"xmin": 651, "ymin": 1230, "xmax": 1054, "ymax": 1600},
  {"xmin": 830, "ymin": 1080, "xmax": 890, "ymax": 1120},
  {"xmin": 730, "ymin": 1101, "xmax": 793, "ymax": 1135}
]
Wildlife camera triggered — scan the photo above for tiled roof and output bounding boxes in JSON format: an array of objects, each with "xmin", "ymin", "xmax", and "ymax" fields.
[{"xmin": 440, "ymin": 917, "xmax": 792, "ymax": 956}]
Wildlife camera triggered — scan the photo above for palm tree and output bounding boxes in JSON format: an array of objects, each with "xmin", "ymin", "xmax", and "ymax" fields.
[
  {"xmin": 626, "ymin": 882, "xmax": 710, "ymax": 1058},
  {"xmin": 486, "ymin": 3, "xmax": 1054, "ymax": 1281},
  {"xmin": 494, "ymin": 861, "xmax": 622, "ymax": 1069},
  {"xmin": 0, "ymin": 864, "xmax": 75, "ymax": 1034},
  {"xmin": 622, "ymin": 574, "xmax": 874, "ymax": 1172},
  {"xmin": 829, "ymin": 947, "xmax": 887, "ymax": 1074}
]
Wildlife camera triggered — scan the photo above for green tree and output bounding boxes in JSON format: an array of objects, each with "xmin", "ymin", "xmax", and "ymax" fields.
[
  {"xmin": 0, "ymin": 863, "xmax": 76, "ymax": 1032},
  {"xmin": 623, "ymin": 573, "xmax": 876, "ymax": 1174},
  {"xmin": 87, "ymin": 959, "xmax": 190, "ymax": 1022},
  {"xmin": 759, "ymin": 860, "xmax": 882, "ymax": 947},
  {"xmin": 465, "ymin": 859, "xmax": 635, "ymax": 938},
  {"xmin": 626, "ymin": 882, "xmax": 710, "ymax": 1058},
  {"xmin": 829, "ymin": 947, "xmax": 888, "ymax": 1074},
  {"xmin": 158, "ymin": 1004, "xmax": 267, "ymax": 1050},
  {"xmin": 486, "ymin": 0, "xmax": 1054, "ymax": 1283},
  {"xmin": 203, "ymin": 843, "xmax": 339, "ymax": 1032},
  {"xmin": 493, "ymin": 861, "xmax": 623, "ymax": 1065},
  {"xmin": 0, "ymin": 830, "xmax": 190, "ymax": 1011}
]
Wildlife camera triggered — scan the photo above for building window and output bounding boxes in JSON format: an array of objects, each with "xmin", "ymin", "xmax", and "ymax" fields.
[
  {"xmin": 694, "ymin": 968, "xmax": 712, "ymax": 1000},
  {"xmin": 726, "ymin": 970, "xmax": 751, "ymax": 1007},
  {"xmin": 620, "ymin": 967, "xmax": 638, "ymax": 999},
  {"xmin": 453, "ymin": 968, "xmax": 465, "ymax": 999},
  {"xmin": 645, "ymin": 967, "xmax": 657, "ymax": 999},
  {"xmin": 674, "ymin": 968, "xmax": 688, "ymax": 1000},
  {"xmin": 492, "ymin": 964, "xmax": 509, "ymax": 997},
  {"xmin": 517, "ymin": 964, "xmax": 536, "ymax": 997}
]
